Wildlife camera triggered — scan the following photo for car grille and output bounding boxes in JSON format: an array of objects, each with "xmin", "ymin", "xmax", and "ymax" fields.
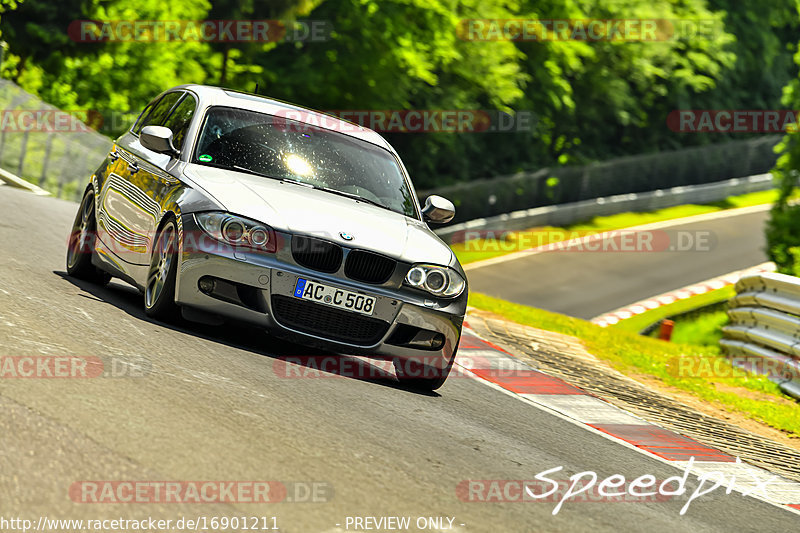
[
  {"xmin": 291, "ymin": 236, "xmax": 343, "ymax": 273},
  {"xmin": 271, "ymin": 295, "xmax": 390, "ymax": 346},
  {"xmin": 345, "ymin": 250, "xmax": 396, "ymax": 284}
]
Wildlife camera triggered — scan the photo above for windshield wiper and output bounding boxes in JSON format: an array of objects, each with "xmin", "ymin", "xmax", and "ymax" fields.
[
  {"xmin": 230, "ymin": 166, "xmax": 314, "ymax": 189},
  {"xmin": 312, "ymin": 186, "xmax": 391, "ymax": 211},
  {"xmin": 279, "ymin": 177, "xmax": 314, "ymax": 188},
  {"xmin": 231, "ymin": 165, "xmax": 282, "ymax": 181}
]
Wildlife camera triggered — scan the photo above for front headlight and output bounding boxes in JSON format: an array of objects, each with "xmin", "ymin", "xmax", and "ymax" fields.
[
  {"xmin": 195, "ymin": 212, "xmax": 276, "ymax": 252},
  {"xmin": 404, "ymin": 264, "xmax": 465, "ymax": 298}
]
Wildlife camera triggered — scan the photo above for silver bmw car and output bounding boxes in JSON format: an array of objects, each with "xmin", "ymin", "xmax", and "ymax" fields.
[{"xmin": 66, "ymin": 85, "xmax": 467, "ymax": 390}]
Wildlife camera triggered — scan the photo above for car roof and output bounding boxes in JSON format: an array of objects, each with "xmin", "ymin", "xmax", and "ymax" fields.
[{"xmin": 169, "ymin": 84, "xmax": 395, "ymax": 153}]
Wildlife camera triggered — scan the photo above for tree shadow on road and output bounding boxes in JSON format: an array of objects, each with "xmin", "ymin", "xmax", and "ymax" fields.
[{"xmin": 53, "ymin": 270, "xmax": 440, "ymax": 396}]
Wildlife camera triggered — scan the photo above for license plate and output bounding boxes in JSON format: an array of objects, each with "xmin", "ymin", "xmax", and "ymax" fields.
[{"xmin": 293, "ymin": 278, "xmax": 376, "ymax": 316}]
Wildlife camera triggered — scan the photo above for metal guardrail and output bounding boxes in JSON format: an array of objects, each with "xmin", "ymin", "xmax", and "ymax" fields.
[
  {"xmin": 722, "ymin": 272, "xmax": 800, "ymax": 400},
  {"xmin": 0, "ymin": 79, "xmax": 112, "ymax": 202},
  {"xmin": 0, "ymin": 166, "xmax": 50, "ymax": 195},
  {"xmin": 422, "ymin": 135, "xmax": 780, "ymax": 226},
  {"xmin": 435, "ymin": 174, "xmax": 774, "ymax": 243}
]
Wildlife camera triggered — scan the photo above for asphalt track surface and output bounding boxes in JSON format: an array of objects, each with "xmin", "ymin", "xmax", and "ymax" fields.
[
  {"xmin": 0, "ymin": 185, "xmax": 795, "ymax": 532},
  {"xmin": 465, "ymin": 208, "xmax": 768, "ymax": 320}
]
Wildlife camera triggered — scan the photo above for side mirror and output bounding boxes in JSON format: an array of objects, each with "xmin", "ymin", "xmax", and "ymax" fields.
[
  {"xmin": 422, "ymin": 195, "xmax": 455, "ymax": 224},
  {"xmin": 140, "ymin": 125, "xmax": 179, "ymax": 157}
]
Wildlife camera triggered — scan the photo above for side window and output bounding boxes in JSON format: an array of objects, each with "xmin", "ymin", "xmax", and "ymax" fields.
[
  {"xmin": 132, "ymin": 100, "xmax": 157, "ymax": 135},
  {"xmin": 161, "ymin": 95, "xmax": 197, "ymax": 151},
  {"xmin": 139, "ymin": 92, "xmax": 182, "ymax": 131}
]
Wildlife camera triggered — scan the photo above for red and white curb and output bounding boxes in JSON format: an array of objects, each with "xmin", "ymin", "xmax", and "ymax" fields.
[
  {"xmin": 457, "ymin": 322, "xmax": 800, "ymax": 514},
  {"xmin": 590, "ymin": 262, "xmax": 776, "ymax": 327}
]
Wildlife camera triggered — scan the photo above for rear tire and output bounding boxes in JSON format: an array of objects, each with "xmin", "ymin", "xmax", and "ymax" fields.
[
  {"xmin": 66, "ymin": 187, "xmax": 111, "ymax": 285},
  {"xmin": 393, "ymin": 350, "xmax": 456, "ymax": 392},
  {"xmin": 144, "ymin": 217, "xmax": 180, "ymax": 322}
]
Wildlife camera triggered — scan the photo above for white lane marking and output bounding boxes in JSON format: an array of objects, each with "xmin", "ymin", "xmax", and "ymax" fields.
[
  {"xmin": 464, "ymin": 203, "xmax": 772, "ymax": 271},
  {"xmin": 519, "ymin": 394, "xmax": 648, "ymax": 425},
  {"xmin": 685, "ymin": 461, "xmax": 800, "ymax": 504},
  {"xmin": 455, "ymin": 329, "xmax": 800, "ymax": 514},
  {"xmin": 455, "ymin": 348, "xmax": 538, "ymax": 380},
  {"xmin": 454, "ymin": 361, "xmax": 800, "ymax": 515}
]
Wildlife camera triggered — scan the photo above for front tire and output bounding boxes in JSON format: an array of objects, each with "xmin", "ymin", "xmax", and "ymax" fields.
[
  {"xmin": 144, "ymin": 217, "xmax": 180, "ymax": 321},
  {"xmin": 66, "ymin": 187, "xmax": 111, "ymax": 285}
]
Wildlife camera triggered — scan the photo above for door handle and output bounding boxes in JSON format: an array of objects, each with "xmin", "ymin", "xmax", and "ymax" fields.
[
  {"xmin": 127, "ymin": 162, "xmax": 139, "ymax": 174},
  {"xmin": 109, "ymin": 150, "xmax": 119, "ymax": 162}
]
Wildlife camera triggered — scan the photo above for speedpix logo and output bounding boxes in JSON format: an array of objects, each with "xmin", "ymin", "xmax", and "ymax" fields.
[{"xmin": 458, "ymin": 458, "xmax": 777, "ymax": 516}]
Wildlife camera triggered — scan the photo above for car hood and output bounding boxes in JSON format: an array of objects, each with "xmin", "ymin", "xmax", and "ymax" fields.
[{"xmin": 183, "ymin": 164, "xmax": 453, "ymax": 265}]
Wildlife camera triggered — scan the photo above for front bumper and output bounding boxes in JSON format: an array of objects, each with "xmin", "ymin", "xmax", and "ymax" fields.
[{"xmin": 175, "ymin": 215, "xmax": 465, "ymax": 369}]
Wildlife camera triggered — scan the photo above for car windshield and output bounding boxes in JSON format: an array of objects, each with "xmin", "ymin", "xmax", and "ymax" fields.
[{"xmin": 193, "ymin": 106, "xmax": 417, "ymax": 218}]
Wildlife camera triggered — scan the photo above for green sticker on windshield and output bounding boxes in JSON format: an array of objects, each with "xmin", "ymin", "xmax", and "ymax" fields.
[{"xmin": 199, "ymin": 154, "xmax": 213, "ymax": 162}]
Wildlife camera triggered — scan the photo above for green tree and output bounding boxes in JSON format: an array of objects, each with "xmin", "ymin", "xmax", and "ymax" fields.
[
  {"xmin": 2, "ymin": 0, "xmax": 797, "ymax": 191},
  {"xmin": 1, "ymin": 0, "xmax": 92, "ymax": 81},
  {"xmin": 704, "ymin": 0, "xmax": 798, "ymax": 111},
  {"xmin": 206, "ymin": 0, "xmax": 319, "ymax": 85},
  {"xmin": 0, "ymin": 0, "xmax": 22, "ymax": 73},
  {"xmin": 766, "ymin": 9, "xmax": 800, "ymax": 275},
  {"xmin": 245, "ymin": 0, "xmax": 526, "ymax": 186},
  {"xmin": 4, "ymin": 0, "xmax": 212, "ymax": 122}
]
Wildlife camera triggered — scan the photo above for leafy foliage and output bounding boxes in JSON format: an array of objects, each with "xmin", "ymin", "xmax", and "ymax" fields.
[
  {"xmin": 765, "ymin": 1, "xmax": 800, "ymax": 274},
  {"xmin": 0, "ymin": 0, "xmax": 798, "ymax": 190}
]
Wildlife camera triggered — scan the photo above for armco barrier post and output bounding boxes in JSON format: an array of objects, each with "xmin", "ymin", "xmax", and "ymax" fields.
[{"xmin": 659, "ymin": 320, "xmax": 674, "ymax": 342}]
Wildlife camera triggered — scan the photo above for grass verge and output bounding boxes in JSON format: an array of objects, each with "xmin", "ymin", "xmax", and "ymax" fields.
[
  {"xmin": 453, "ymin": 189, "xmax": 782, "ymax": 265},
  {"xmin": 468, "ymin": 292, "xmax": 799, "ymax": 436},
  {"xmin": 667, "ymin": 307, "xmax": 729, "ymax": 346},
  {"xmin": 609, "ymin": 285, "xmax": 736, "ymax": 334}
]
